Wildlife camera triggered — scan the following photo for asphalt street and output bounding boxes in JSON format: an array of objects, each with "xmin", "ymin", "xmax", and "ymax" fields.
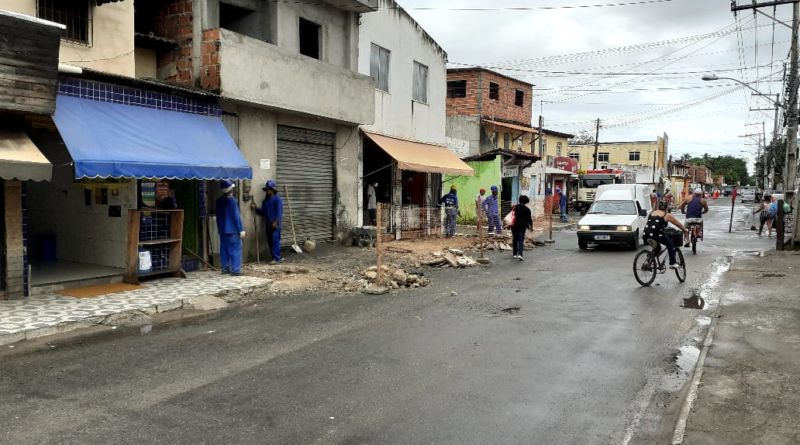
[{"xmin": 0, "ymin": 199, "xmax": 774, "ymax": 444}]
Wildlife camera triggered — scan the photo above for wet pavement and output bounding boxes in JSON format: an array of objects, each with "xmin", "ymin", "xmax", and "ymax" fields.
[{"xmin": 0, "ymin": 199, "xmax": 775, "ymax": 444}]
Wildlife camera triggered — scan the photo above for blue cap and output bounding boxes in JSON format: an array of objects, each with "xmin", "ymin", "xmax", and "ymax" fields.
[
  {"xmin": 263, "ymin": 179, "xmax": 277, "ymax": 190},
  {"xmin": 490, "ymin": 185, "xmax": 498, "ymax": 192},
  {"xmin": 220, "ymin": 180, "xmax": 235, "ymax": 192}
]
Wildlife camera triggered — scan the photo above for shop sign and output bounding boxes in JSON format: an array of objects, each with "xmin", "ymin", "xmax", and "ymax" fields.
[{"xmin": 502, "ymin": 165, "xmax": 519, "ymax": 178}]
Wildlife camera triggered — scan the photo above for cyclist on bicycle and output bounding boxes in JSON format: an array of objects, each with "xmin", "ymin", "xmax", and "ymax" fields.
[
  {"xmin": 643, "ymin": 201, "xmax": 688, "ymax": 269},
  {"xmin": 680, "ymin": 188, "xmax": 709, "ymax": 247}
]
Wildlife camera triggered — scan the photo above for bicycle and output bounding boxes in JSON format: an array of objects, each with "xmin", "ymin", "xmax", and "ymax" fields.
[
  {"xmin": 632, "ymin": 236, "xmax": 687, "ymax": 286},
  {"xmin": 686, "ymin": 220, "xmax": 703, "ymax": 255}
]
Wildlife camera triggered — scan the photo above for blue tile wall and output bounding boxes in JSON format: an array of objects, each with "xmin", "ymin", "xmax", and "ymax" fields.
[{"xmin": 58, "ymin": 78, "xmax": 221, "ymax": 117}]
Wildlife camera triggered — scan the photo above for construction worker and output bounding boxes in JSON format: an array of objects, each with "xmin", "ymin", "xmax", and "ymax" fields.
[
  {"xmin": 439, "ymin": 184, "xmax": 459, "ymax": 237},
  {"xmin": 252, "ymin": 179, "xmax": 284, "ymax": 264},
  {"xmin": 216, "ymin": 180, "xmax": 245, "ymax": 275},
  {"xmin": 483, "ymin": 185, "xmax": 502, "ymax": 235}
]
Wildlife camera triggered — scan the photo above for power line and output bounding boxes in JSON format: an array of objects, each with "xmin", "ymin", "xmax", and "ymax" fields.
[{"xmin": 407, "ymin": 0, "xmax": 683, "ymax": 11}]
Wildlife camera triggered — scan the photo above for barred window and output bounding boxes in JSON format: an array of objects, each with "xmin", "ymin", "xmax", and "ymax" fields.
[{"xmin": 38, "ymin": 0, "xmax": 92, "ymax": 45}]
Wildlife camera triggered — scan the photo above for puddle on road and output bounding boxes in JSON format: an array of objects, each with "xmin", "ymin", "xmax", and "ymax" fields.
[
  {"xmin": 683, "ymin": 258, "xmax": 730, "ymax": 311},
  {"xmin": 695, "ymin": 316, "xmax": 711, "ymax": 326},
  {"xmin": 674, "ymin": 345, "xmax": 700, "ymax": 375}
]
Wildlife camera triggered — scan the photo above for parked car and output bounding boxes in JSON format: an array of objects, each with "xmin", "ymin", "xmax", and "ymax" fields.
[
  {"xmin": 723, "ymin": 186, "xmax": 734, "ymax": 196},
  {"xmin": 740, "ymin": 188, "xmax": 755, "ymax": 202},
  {"xmin": 577, "ymin": 184, "xmax": 651, "ymax": 250}
]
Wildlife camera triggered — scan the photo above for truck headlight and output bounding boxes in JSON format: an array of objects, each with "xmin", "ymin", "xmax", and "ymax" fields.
[
  {"xmin": 617, "ymin": 225, "xmax": 631, "ymax": 231},
  {"xmin": 579, "ymin": 225, "xmax": 591, "ymax": 231}
]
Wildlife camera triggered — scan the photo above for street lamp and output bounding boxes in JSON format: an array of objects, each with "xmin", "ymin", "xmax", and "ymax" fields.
[{"xmin": 701, "ymin": 74, "xmax": 785, "ymax": 109}]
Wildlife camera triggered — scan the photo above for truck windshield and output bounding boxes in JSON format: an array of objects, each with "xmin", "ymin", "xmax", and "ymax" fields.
[
  {"xmin": 581, "ymin": 179, "xmax": 614, "ymax": 188},
  {"xmin": 588, "ymin": 200, "xmax": 637, "ymax": 215}
]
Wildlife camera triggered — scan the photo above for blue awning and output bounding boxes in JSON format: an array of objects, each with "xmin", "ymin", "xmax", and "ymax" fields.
[{"xmin": 53, "ymin": 95, "xmax": 252, "ymax": 180}]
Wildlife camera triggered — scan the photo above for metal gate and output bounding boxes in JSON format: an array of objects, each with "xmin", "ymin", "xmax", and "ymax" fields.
[{"xmin": 277, "ymin": 125, "xmax": 335, "ymax": 244}]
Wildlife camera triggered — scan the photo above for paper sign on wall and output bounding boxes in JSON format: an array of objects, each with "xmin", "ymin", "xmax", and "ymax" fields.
[{"xmin": 260, "ymin": 159, "xmax": 271, "ymax": 170}]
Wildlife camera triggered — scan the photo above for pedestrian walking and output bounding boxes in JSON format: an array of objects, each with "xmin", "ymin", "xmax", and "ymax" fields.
[
  {"xmin": 483, "ymin": 185, "xmax": 502, "ymax": 235},
  {"xmin": 216, "ymin": 180, "xmax": 245, "ymax": 275},
  {"xmin": 252, "ymin": 179, "xmax": 284, "ymax": 264},
  {"xmin": 511, "ymin": 195, "xmax": 533, "ymax": 261},
  {"xmin": 367, "ymin": 182, "xmax": 378, "ymax": 225},
  {"xmin": 439, "ymin": 184, "xmax": 459, "ymax": 238}
]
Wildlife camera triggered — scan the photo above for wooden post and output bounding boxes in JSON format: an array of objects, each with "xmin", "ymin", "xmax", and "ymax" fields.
[
  {"xmin": 376, "ymin": 204, "xmax": 383, "ymax": 285},
  {"xmin": 477, "ymin": 201, "xmax": 484, "ymax": 258},
  {"xmin": 777, "ymin": 199, "xmax": 785, "ymax": 250},
  {"xmin": 548, "ymin": 196, "xmax": 554, "ymax": 241}
]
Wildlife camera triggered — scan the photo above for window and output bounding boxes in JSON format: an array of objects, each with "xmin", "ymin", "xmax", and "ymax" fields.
[
  {"xmin": 489, "ymin": 82, "xmax": 500, "ymax": 100},
  {"xmin": 598, "ymin": 152, "xmax": 609, "ymax": 162},
  {"xmin": 299, "ymin": 18, "xmax": 321, "ymax": 59},
  {"xmin": 370, "ymin": 44, "xmax": 390, "ymax": 92},
  {"xmin": 503, "ymin": 133, "xmax": 510, "ymax": 150},
  {"xmin": 542, "ymin": 137, "xmax": 547, "ymax": 153},
  {"xmin": 569, "ymin": 153, "xmax": 580, "ymax": 161},
  {"xmin": 447, "ymin": 80, "xmax": 467, "ymax": 98},
  {"xmin": 629, "ymin": 151, "xmax": 641, "ymax": 161},
  {"xmin": 38, "ymin": 0, "xmax": 91, "ymax": 44},
  {"xmin": 220, "ymin": 2, "xmax": 264, "ymax": 41},
  {"xmin": 515, "ymin": 89, "xmax": 525, "ymax": 107},
  {"xmin": 556, "ymin": 141, "xmax": 563, "ymax": 156},
  {"xmin": 413, "ymin": 61, "xmax": 428, "ymax": 103}
]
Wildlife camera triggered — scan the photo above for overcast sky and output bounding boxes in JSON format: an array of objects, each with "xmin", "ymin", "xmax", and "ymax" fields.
[{"xmin": 400, "ymin": 0, "xmax": 793, "ymax": 165}]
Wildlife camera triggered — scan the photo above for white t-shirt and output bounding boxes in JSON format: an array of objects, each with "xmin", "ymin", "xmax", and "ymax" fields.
[{"xmin": 367, "ymin": 184, "xmax": 377, "ymax": 209}]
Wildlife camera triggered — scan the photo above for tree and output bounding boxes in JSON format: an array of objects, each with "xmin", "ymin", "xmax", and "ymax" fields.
[
  {"xmin": 569, "ymin": 130, "xmax": 595, "ymax": 144},
  {"xmin": 690, "ymin": 155, "xmax": 750, "ymax": 186}
]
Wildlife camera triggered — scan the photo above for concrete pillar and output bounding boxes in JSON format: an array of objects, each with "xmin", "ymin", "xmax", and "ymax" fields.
[
  {"xmin": 392, "ymin": 163, "xmax": 402, "ymax": 240},
  {"xmin": 4, "ymin": 181, "xmax": 24, "ymax": 299}
]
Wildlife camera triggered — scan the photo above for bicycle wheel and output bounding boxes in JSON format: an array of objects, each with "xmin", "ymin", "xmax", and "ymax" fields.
[
  {"xmin": 633, "ymin": 249, "xmax": 657, "ymax": 286},
  {"xmin": 675, "ymin": 249, "xmax": 687, "ymax": 282}
]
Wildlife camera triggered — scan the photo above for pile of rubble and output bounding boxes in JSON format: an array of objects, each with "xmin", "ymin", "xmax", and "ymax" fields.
[
  {"xmin": 473, "ymin": 235, "xmax": 546, "ymax": 252},
  {"xmin": 361, "ymin": 265, "xmax": 430, "ymax": 290},
  {"xmin": 423, "ymin": 248, "xmax": 481, "ymax": 268}
]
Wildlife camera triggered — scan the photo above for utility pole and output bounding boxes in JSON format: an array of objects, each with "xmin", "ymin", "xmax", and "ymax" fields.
[
  {"xmin": 593, "ymin": 118, "xmax": 601, "ymax": 170},
  {"xmin": 538, "ymin": 114, "xmax": 544, "ymax": 157},
  {"xmin": 732, "ymin": 0, "xmax": 799, "ymax": 245}
]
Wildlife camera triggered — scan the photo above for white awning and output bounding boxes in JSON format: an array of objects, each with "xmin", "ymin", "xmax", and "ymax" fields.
[{"xmin": 546, "ymin": 167, "xmax": 574, "ymax": 176}]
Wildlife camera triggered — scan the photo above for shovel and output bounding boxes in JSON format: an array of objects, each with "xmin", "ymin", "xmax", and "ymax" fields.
[{"xmin": 284, "ymin": 185, "xmax": 303, "ymax": 254}]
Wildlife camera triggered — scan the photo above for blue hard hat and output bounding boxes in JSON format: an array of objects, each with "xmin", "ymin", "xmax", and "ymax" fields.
[
  {"xmin": 220, "ymin": 180, "xmax": 235, "ymax": 192},
  {"xmin": 263, "ymin": 179, "xmax": 277, "ymax": 190},
  {"xmin": 490, "ymin": 185, "xmax": 498, "ymax": 192}
]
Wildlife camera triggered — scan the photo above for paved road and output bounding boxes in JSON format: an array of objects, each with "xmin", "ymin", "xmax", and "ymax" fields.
[{"xmin": 0, "ymin": 199, "xmax": 773, "ymax": 444}]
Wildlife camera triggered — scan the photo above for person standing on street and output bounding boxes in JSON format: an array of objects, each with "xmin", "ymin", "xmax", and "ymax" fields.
[
  {"xmin": 216, "ymin": 180, "xmax": 245, "ymax": 275},
  {"xmin": 439, "ymin": 184, "xmax": 459, "ymax": 238},
  {"xmin": 475, "ymin": 187, "xmax": 487, "ymax": 228},
  {"xmin": 483, "ymin": 185, "xmax": 502, "ymax": 235},
  {"xmin": 253, "ymin": 180, "xmax": 284, "ymax": 264},
  {"xmin": 511, "ymin": 195, "xmax": 533, "ymax": 261},
  {"xmin": 367, "ymin": 182, "xmax": 378, "ymax": 226},
  {"xmin": 557, "ymin": 188, "xmax": 568, "ymax": 223}
]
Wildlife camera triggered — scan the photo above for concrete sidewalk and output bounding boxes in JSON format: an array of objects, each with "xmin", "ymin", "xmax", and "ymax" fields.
[
  {"xmin": 682, "ymin": 250, "xmax": 800, "ymax": 444},
  {"xmin": 0, "ymin": 272, "xmax": 271, "ymax": 346}
]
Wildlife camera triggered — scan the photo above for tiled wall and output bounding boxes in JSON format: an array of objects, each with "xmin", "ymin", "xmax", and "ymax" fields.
[{"xmin": 58, "ymin": 78, "xmax": 220, "ymax": 116}]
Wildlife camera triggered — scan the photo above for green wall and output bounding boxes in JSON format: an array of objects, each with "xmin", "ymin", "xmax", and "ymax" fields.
[{"xmin": 444, "ymin": 158, "xmax": 501, "ymax": 224}]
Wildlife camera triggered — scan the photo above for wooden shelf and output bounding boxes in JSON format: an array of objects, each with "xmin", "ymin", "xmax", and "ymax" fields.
[
  {"xmin": 125, "ymin": 209, "xmax": 185, "ymax": 284},
  {"xmin": 138, "ymin": 238, "xmax": 181, "ymax": 246}
]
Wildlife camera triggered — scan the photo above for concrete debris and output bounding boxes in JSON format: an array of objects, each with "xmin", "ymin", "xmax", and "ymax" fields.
[
  {"xmin": 443, "ymin": 252, "xmax": 460, "ymax": 267},
  {"xmin": 448, "ymin": 248, "xmax": 465, "ymax": 256},
  {"xmin": 360, "ymin": 265, "xmax": 430, "ymax": 291},
  {"xmin": 451, "ymin": 291, "xmax": 458, "ymax": 296},
  {"xmin": 363, "ymin": 284, "xmax": 389, "ymax": 295}
]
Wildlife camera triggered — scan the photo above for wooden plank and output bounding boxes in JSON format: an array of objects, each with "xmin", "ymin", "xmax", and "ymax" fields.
[{"xmin": 124, "ymin": 210, "xmax": 142, "ymax": 284}]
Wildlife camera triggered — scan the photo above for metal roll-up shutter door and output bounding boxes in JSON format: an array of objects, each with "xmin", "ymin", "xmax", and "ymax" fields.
[{"xmin": 277, "ymin": 125, "xmax": 335, "ymax": 245}]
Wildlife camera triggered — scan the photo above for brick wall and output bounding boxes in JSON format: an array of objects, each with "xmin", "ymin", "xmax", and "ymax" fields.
[
  {"xmin": 446, "ymin": 70, "xmax": 481, "ymax": 118},
  {"xmin": 200, "ymin": 29, "xmax": 221, "ymax": 92},
  {"xmin": 446, "ymin": 69, "xmax": 533, "ymax": 126},
  {"xmin": 155, "ymin": 0, "xmax": 194, "ymax": 86},
  {"xmin": 479, "ymin": 71, "xmax": 532, "ymax": 125},
  {"xmin": 4, "ymin": 181, "xmax": 24, "ymax": 299}
]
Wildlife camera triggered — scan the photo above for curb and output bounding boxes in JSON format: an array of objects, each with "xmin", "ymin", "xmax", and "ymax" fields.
[
  {"xmin": 0, "ymin": 282, "xmax": 271, "ymax": 348},
  {"xmin": 671, "ymin": 255, "xmax": 735, "ymax": 444}
]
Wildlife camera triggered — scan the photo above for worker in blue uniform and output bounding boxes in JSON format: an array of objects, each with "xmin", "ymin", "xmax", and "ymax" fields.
[
  {"xmin": 252, "ymin": 179, "xmax": 284, "ymax": 264},
  {"xmin": 439, "ymin": 184, "xmax": 459, "ymax": 237},
  {"xmin": 483, "ymin": 185, "xmax": 502, "ymax": 235},
  {"xmin": 215, "ymin": 180, "xmax": 245, "ymax": 275}
]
